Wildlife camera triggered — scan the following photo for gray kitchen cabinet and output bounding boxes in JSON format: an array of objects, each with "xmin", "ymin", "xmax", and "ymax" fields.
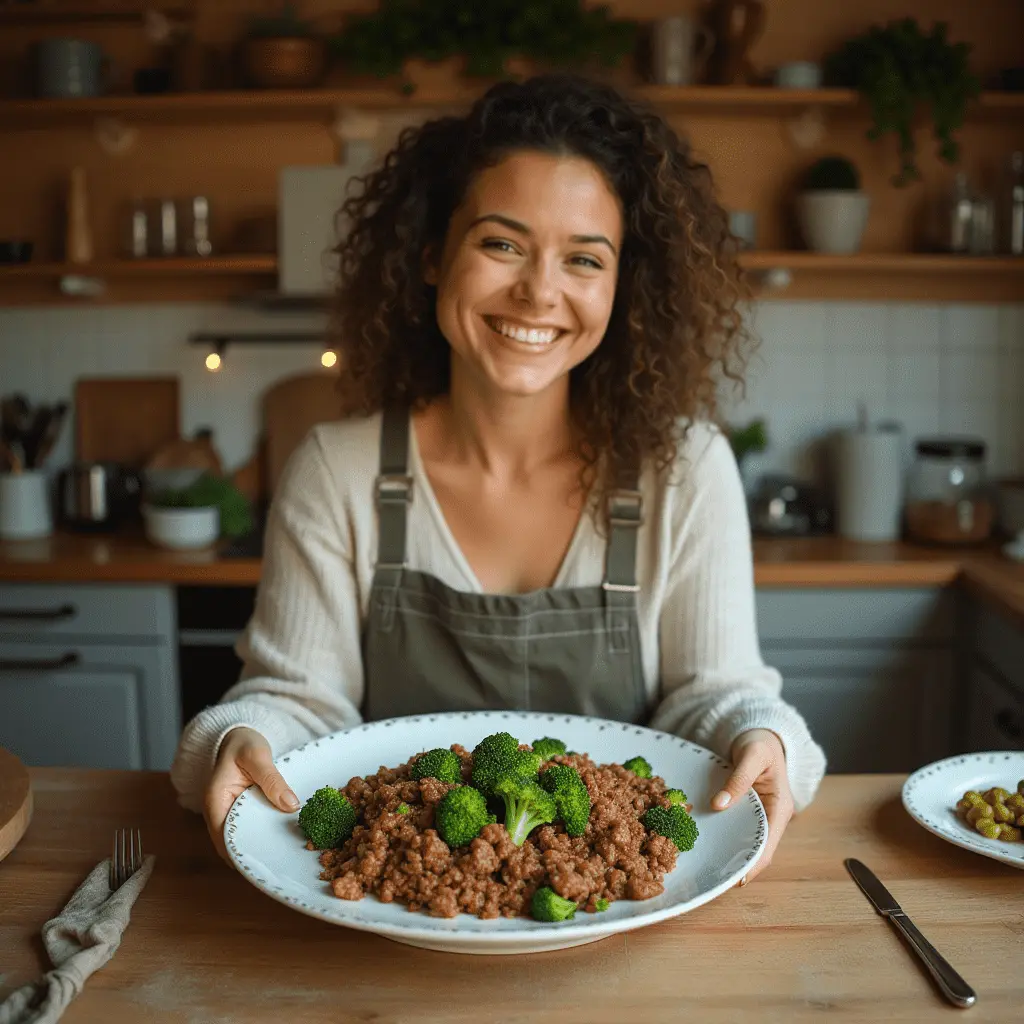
[
  {"xmin": 756, "ymin": 587, "xmax": 957, "ymax": 774},
  {"xmin": 0, "ymin": 585, "xmax": 179, "ymax": 770}
]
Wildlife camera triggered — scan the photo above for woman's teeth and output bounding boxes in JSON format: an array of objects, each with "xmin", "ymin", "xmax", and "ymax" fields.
[{"xmin": 488, "ymin": 318, "xmax": 560, "ymax": 346}]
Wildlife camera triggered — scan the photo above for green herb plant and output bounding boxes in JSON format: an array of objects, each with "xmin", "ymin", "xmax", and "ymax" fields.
[
  {"xmin": 329, "ymin": 0, "xmax": 638, "ymax": 92},
  {"xmin": 802, "ymin": 155, "xmax": 861, "ymax": 192},
  {"xmin": 148, "ymin": 472, "xmax": 254, "ymax": 539},
  {"xmin": 823, "ymin": 18, "xmax": 980, "ymax": 186}
]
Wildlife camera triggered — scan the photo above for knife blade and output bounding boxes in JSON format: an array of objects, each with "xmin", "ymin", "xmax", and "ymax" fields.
[{"xmin": 844, "ymin": 858, "xmax": 976, "ymax": 1009}]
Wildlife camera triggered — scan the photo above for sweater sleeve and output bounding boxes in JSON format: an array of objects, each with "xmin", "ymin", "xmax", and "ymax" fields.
[
  {"xmin": 647, "ymin": 427, "xmax": 827, "ymax": 811},
  {"xmin": 169, "ymin": 427, "xmax": 366, "ymax": 813}
]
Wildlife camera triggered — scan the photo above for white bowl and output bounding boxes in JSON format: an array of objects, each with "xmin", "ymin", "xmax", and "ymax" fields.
[
  {"xmin": 142, "ymin": 503, "xmax": 219, "ymax": 550},
  {"xmin": 224, "ymin": 710, "xmax": 768, "ymax": 955}
]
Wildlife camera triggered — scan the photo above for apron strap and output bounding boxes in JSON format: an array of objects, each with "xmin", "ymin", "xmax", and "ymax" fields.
[
  {"xmin": 603, "ymin": 484, "xmax": 642, "ymax": 652},
  {"xmin": 374, "ymin": 405, "xmax": 413, "ymax": 570}
]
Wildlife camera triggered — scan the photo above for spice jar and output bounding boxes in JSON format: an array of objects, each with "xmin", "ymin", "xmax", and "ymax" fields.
[{"xmin": 905, "ymin": 438, "xmax": 995, "ymax": 545}]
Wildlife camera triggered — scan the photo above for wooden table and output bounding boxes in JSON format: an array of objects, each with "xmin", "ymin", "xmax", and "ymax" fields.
[{"xmin": 1, "ymin": 771, "xmax": 1021, "ymax": 1023}]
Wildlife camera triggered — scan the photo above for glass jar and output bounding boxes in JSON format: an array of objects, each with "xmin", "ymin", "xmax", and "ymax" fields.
[{"xmin": 905, "ymin": 438, "xmax": 995, "ymax": 545}]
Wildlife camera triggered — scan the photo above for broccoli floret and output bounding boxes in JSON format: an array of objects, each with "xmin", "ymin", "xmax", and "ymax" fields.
[
  {"xmin": 435, "ymin": 786, "xmax": 496, "ymax": 847},
  {"xmin": 623, "ymin": 756, "xmax": 653, "ymax": 778},
  {"xmin": 396, "ymin": 802, "xmax": 411, "ymax": 814},
  {"xmin": 297, "ymin": 786, "xmax": 358, "ymax": 849},
  {"xmin": 531, "ymin": 886, "xmax": 578, "ymax": 922},
  {"xmin": 593, "ymin": 897, "xmax": 610, "ymax": 912},
  {"xmin": 471, "ymin": 732, "xmax": 542, "ymax": 796},
  {"xmin": 532, "ymin": 737, "xmax": 567, "ymax": 760},
  {"xmin": 539, "ymin": 764, "xmax": 591, "ymax": 837},
  {"xmin": 642, "ymin": 804, "xmax": 699, "ymax": 852},
  {"xmin": 410, "ymin": 747, "xmax": 462, "ymax": 783},
  {"xmin": 665, "ymin": 789, "xmax": 688, "ymax": 806},
  {"xmin": 493, "ymin": 774, "xmax": 558, "ymax": 846}
]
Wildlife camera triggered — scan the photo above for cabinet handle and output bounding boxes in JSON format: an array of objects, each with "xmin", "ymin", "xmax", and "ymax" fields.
[
  {"xmin": 0, "ymin": 652, "xmax": 80, "ymax": 672},
  {"xmin": 0, "ymin": 604, "xmax": 77, "ymax": 622},
  {"xmin": 995, "ymin": 709, "xmax": 1023, "ymax": 744}
]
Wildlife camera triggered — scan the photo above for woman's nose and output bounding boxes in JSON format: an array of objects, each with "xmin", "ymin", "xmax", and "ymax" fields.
[{"xmin": 513, "ymin": 256, "xmax": 559, "ymax": 308}]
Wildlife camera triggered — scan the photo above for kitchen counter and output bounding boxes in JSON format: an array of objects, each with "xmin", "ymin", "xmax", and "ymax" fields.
[
  {"xmin": 1, "ymin": 532, "xmax": 1022, "ymax": 624},
  {"xmin": 2, "ymin": 770, "xmax": 1021, "ymax": 1022}
]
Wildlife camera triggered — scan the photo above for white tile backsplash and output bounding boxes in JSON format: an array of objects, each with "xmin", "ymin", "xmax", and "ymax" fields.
[{"xmin": 0, "ymin": 300, "xmax": 1022, "ymax": 485}]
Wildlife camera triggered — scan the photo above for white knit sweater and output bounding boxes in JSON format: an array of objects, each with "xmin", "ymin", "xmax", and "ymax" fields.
[{"xmin": 170, "ymin": 413, "xmax": 827, "ymax": 813}]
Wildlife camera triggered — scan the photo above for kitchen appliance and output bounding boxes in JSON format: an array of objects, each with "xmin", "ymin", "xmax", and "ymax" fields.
[
  {"xmin": 748, "ymin": 474, "xmax": 832, "ymax": 536},
  {"xmin": 57, "ymin": 462, "xmax": 142, "ymax": 532}
]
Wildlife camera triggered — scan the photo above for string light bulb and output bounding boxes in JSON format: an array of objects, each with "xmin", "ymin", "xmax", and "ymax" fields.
[{"xmin": 321, "ymin": 347, "xmax": 338, "ymax": 369}]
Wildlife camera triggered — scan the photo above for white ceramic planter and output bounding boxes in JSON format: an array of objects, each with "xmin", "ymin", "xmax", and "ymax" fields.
[
  {"xmin": 143, "ymin": 504, "xmax": 219, "ymax": 550},
  {"xmin": 796, "ymin": 191, "xmax": 871, "ymax": 254}
]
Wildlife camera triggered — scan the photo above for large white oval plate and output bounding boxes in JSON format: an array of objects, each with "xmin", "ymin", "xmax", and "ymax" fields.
[
  {"xmin": 224, "ymin": 710, "xmax": 768, "ymax": 954},
  {"xmin": 902, "ymin": 751, "xmax": 1024, "ymax": 871}
]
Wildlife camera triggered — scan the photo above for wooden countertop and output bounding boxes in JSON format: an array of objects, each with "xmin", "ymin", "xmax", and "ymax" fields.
[
  {"xmin": 0, "ymin": 531, "xmax": 1022, "ymax": 625},
  {"xmin": 1, "ymin": 770, "xmax": 1021, "ymax": 1022}
]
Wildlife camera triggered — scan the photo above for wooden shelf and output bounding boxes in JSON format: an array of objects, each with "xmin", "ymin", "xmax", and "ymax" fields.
[
  {"xmin": 1, "ymin": 251, "xmax": 1021, "ymax": 305},
  {"xmin": 740, "ymin": 251, "xmax": 1024, "ymax": 302},
  {"xmin": 0, "ymin": 0, "xmax": 195, "ymax": 23},
  {"xmin": 0, "ymin": 254, "xmax": 276, "ymax": 304},
  {"xmin": 1, "ymin": 86, "xmax": 1021, "ymax": 128}
]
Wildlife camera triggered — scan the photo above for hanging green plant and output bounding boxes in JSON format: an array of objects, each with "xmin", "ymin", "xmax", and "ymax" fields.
[
  {"xmin": 823, "ymin": 18, "xmax": 981, "ymax": 187},
  {"xmin": 329, "ymin": 0, "xmax": 638, "ymax": 89}
]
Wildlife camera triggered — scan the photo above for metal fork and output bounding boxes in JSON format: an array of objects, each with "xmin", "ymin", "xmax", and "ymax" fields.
[{"xmin": 109, "ymin": 828, "xmax": 143, "ymax": 891}]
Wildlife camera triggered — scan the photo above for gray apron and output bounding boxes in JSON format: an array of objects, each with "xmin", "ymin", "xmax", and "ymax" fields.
[{"xmin": 362, "ymin": 405, "xmax": 649, "ymax": 724}]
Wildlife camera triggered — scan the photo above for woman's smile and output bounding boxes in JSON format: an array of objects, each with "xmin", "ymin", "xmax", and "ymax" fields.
[{"xmin": 481, "ymin": 314, "xmax": 567, "ymax": 350}]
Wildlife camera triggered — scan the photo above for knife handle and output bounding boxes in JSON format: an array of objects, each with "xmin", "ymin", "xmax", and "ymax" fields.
[{"xmin": 889, "ymin": 912, "xmax": 976, "ymax": 1008}]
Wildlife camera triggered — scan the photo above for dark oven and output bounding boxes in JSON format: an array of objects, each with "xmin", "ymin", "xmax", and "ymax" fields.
[{"xmin": 176, "ymin": 586, "xmax": 257, "ymax": 727}]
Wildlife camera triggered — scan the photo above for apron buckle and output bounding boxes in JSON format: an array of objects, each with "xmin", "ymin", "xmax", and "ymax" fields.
[
  {"xmin": 607, "ymin": 488, "xmax": 644, "ymax": 527},
  {"xmin": 374, "ymin": 473, "xmax": 414, "ymax": 505}
]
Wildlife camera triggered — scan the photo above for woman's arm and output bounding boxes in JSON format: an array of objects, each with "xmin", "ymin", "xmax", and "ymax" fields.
[
  {"xmin": 170, "ymin": 427, "xmax": 365, "ymax": 812},
  {"xmin": 647, "ymin": 427, "xmax": 827, "ymax": 812}
]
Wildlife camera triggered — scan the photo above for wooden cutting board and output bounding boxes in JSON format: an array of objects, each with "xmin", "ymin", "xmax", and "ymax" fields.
[
  {"xmin": 75, "ymin": 377, "xmax": 181, "ymax": 467},
  {"xmin": 0, "ymin": 747, "xmax": 32, "ymax": 863},
  {"xmin": 263, "ymin": 372, "xmax": 342, "ymax": 495}
]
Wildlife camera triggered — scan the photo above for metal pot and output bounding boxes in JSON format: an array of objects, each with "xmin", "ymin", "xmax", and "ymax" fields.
[{"xmin": 57, "ymin": 462, "xmax": 142, "ymax": 531}]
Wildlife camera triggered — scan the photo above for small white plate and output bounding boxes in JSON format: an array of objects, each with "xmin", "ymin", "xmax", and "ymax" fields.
[
  {"xmin": 902, "ymin": 751, "xmax": 1024, "ymax": 870},
  {"xmin": 224, "ymin": 710, "xmax": 768, "ymax": 954}
]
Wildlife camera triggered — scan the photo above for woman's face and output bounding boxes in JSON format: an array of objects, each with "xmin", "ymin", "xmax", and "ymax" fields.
[{"xmin": 425, "ymin": 149, "xmax": 624, "ymax": 401}]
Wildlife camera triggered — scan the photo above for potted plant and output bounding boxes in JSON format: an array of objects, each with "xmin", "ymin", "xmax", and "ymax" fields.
[
  {"xmin": 796, "ymin": 156, "xmax": 871, "ymax": 255},
  {"xmin": 143, "ymin": 472, "xmax": 254, "ymax": 551},
  {"xmin": 823, "ymin": 19, "xmax": 981, "ymax": 187},
  {"xmin": 241, "ymin": 2, "xmax": 327, "ymax": 89},
  {"xmin": 329, "ymin": 0, "xmax": 638, "ymax": 95}
]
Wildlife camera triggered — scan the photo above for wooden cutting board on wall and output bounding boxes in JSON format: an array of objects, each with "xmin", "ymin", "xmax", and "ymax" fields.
[
  {"xmin": 75, "ymin": 377, "xmax": 181, "ymax": 467},
  {"xmin": 263, "ymin": 372, "xmax": 343, "ymax": 495}
]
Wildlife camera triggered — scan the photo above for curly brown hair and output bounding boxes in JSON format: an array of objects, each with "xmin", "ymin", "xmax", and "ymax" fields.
[{"xmin": 330, "ymin": 73, "xmax": 753, "ymax": 519}]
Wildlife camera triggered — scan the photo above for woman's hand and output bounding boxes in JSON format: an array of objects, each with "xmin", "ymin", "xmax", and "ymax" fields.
[
  {"xmin": 204, "ymin": 726, "xmax": 300, "ymax": 865},
  {"xmin": 711, "ymin": 728, "xmax": 794, "ymax": 885}
]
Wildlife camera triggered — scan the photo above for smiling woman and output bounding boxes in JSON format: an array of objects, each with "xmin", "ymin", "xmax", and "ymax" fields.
[{"xmin": 170, "ymin": 75, "xmax": 827, "ymax": 891}]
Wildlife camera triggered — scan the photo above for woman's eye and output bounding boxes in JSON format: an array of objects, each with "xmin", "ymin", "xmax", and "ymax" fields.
[
  {"xmin": 572, "ymin": 256, "xmax": 603, "ymax": 270},
  {"xmin": 481, "ymin": 239, "xmax": 518, "ymax": 254}
]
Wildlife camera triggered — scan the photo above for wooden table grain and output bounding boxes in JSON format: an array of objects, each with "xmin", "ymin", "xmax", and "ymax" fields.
[{"xmin": 0, "ymin": 771, "xmax": 1021, "ymax": 1023}]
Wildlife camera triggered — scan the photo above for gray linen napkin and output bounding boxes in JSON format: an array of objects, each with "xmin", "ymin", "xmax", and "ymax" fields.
[{"xmin": 0, "ymin": 854, "xmax": 156, "ymax": 1024}]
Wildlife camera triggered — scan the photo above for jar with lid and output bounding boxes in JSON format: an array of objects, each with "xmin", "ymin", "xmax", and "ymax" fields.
[{"xmin": 905, "ymin": 438, "xmax": 995, "ymax": 545}]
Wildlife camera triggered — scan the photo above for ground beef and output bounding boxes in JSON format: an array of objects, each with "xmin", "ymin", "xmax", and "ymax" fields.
[{"xmin": 315, "ymin": 748, "xmax": 687, "ymax": 920}]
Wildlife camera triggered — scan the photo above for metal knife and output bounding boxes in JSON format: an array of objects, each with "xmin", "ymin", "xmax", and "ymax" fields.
[{"xmin": 844, "ymin": 858, "xmax": 976, "ymax": 1009}]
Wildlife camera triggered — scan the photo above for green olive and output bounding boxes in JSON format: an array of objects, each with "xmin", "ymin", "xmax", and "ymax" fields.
[
  {"xmin": 966, "ymin": 804, "xmax": 994, "ymax": 826},
  {"xmin": 976, "ymin": 818, "xmax": 1002, "ymax": 840}
]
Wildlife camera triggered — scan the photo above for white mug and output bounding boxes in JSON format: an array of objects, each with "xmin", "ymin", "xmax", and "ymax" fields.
[
  {"xmin": 0, "ymin": 470, "xmax": 54, "ymax": 540},
  {"xmin": 650, "ymin": 16, "xmax": 715, "ymax": 86}
]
